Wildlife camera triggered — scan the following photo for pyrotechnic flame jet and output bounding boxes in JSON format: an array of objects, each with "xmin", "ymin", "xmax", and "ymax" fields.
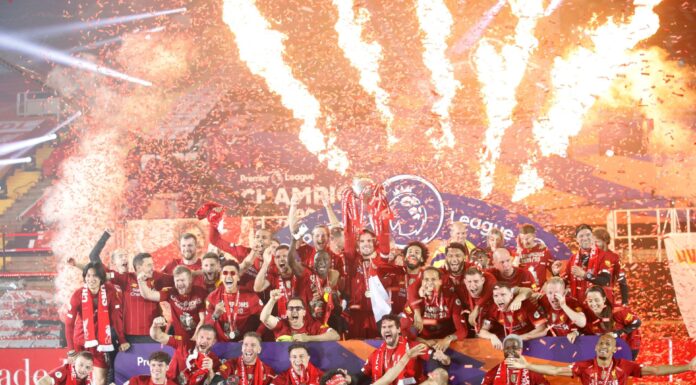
[
  {"xmin": 416, "ymin": 0, "xmax": 460, "ymax": 150},
  {"xmin": 512, "ymin": 0, "xmax": 663, "ymax": 202},
  {"xmin": 333, "ymin": 0, "xmax": 397, "ymax": 145},
  {"xmin": 222, "ymin": 0, "xmax": 349, "ymax": 174},
  {"xmin": 0, "ymin": 31, "xmax": 152, "ymax": 86},
  {"xmin": 475, "ymin": 0, "xmax": 545, "ymax": 199}
]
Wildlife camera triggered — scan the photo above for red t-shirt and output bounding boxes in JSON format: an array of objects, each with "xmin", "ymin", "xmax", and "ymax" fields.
[
  {"xmin": 411, "ymin": 291, "xmax": 468, "ymax": 339},
  {"xmin": 165, "ymin": 335, "xmax": 221, "ymax": 385},
  {"xmin": 482, "ymin": 364, "xmax": 550, "ymax": 385},
  {"xmin": 161, "ymin": 258, "xmax": 202, "ymax": 275},
  {"xmin": 582, "ymin": 306, "xmax": 642, "ymax": 351},
  {"xmin": 111, "ymin": 271, "xmax": 174, "ymax": 336},
  {"xmin": 65, "ymin": 284, "xmax": 126, "ymax": 349},
  {"xmin": 489, "ymin": 267, "xmax": 536, "ymax": 290},
  {"xmin": 125, "ymin": 375, "xmax": 177, "ymax": 385},
  {"xmin": 485, "ymin": 300, "xmax": 546, "ymax": 337},
  {"xmin": 270, "ymin": 318, "xmax": 329, "ymax": 340},
  {"xmin": 205, "ymin": 287, "xmax": 264, "ymax": 342},
  {"xmin": 271, "ymin": 366, "xmax": 323, "ymax": 385},
  {"xmin": 539, "ymin": 295, "xmax": 584, "ymax": 337},
  {"xmin": 361, "ymin": 337, "xmax": 430, "ymax": 385},
  {"xmin": 47, "ymin": 364, "xmax": 90, "ymax": 385},
  {"xmin": 218, "ymin": 357, "xmax": 276, "ymax": 385},
  {"xmin": 571, "ymin": 358, "xmax": 642, "ymax": 385},
  {"xmin": 515, "ymin": 244, "xmax": 555, "ymax": 287},
  {"xmin": 160, "ymin": 286, "xmax": 208, "ymax": 340}
]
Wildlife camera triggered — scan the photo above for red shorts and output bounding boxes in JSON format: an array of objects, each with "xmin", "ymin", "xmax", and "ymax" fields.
[{"xmin": 85, "ymin": 347, "xmax": 108, "ymax": 368}]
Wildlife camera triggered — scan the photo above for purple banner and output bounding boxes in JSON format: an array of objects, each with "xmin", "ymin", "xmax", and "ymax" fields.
[{"xmin": 113, "ymin": 337, "xmax": 629, "ymax": 385}]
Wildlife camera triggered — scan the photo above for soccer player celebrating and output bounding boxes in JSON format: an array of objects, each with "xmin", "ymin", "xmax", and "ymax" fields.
[
  {"xmin": 272, "ymin": 344, "xmax": 323, "ymax": 385},
  {"xmin": 195, "ymin": 252, "xmax": 222, "ymax": 293},
  {"xmin": 564, "ymin": 225, "xmax": 613, "ymax": 303},
  {"xmin": 478, "ymin": 283, "xmax": 546, "ymax": 350},
  {"xmin": 593, "ymin": 228, "xmax": 630, "ymax": 305},
  {"xmin": 538, "ymin": 277, "xmax": 586, "ymax": 342},
  {"xmin": 37, "ymin": 351, "xmax": 94, "ymax": 385},
  {"xmin": 431, "ymin": 222, "xmax": 476, "ymax": 268},
  {"xmin": 206, "ymin": 261, "xmax": 263, "ymax": 342},
  {"xmin": 324, "ymin": 344, "xmax": 428, "ymax": 385},
  {"xmin": 506, "ymin": 333, "xmax": 696, "ymax": 384},
  {"xmin": 150, "ymin": 318, "xmax": 221, "ymax": 385},
  {"xmin": 108, "ymin": 253, "xmax": 174, "ymax": 339},
  {"xmin": 260, "ymin": 290, "xmax": 340, "ymax": 342},
  {"xmin": 489, "ymin": 249, "xmax": 535, "ymax": 289},
  {"xmin": 162, "ymin": 233, "xmax": 202, "ymax": 275},
  {"xmin": 254, "ymin": 243, "xmax": 304, "ymax": 316},
  {"xmin": 388, "ymin": 241, "xmax": 427, "ymax": 321},
  {"xmin": 481, "ymin": 334, "xmax": 549, "ymax": 385},
  {"xmin": 197, "ymin": 200, "xmax": 274, "ymax": 292},
  {"xmin": 360, "ymin": 314, "xmax": 449, "ymax": 385},
  {"xmin": 583, "ymin": 285, "xmax": 642, "ymax": 359},
  {"xmin": 138, "ymin": 265, "xmax": 208, "ymax": 342},
  {"xmin": 406, "ymin": 267, "xmax": 468, "ymax": 350},
  {"xmin": 218, "ymin": 332, "xmax": 276, "ymax": 385},
  {"xmin": 515, "ymin": 224, "xmax": 562, "ymax": 287},
  {"xmin": 124, "ymin": 351, "xmax": 178, "ymax": 385},
  {"xmin": 65, "ymin": 262, "xmax": 128, "ymax": 385}
]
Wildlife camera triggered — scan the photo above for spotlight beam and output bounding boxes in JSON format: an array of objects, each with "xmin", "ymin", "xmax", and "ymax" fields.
[
  {"xmin": 2, "ymin": 112, "xmax": 82, "ymax": 160},
  {"xmin": 0, "ymin": 32, "xmax": 152, "ymax": 86},
  {"xmin": 67, "ymin": 26, "xmax": 166, "ymax": 53},
  {"xmin": 0, "ymin": 157, "xmax": 31, "ymax": 166},
  {"xmin": 15, "ymin": 8, "xmax": 186, "ymax": 39},
  {"xmin": 0, "ymin": 134, "xmax": 57, "ymax": 157}
]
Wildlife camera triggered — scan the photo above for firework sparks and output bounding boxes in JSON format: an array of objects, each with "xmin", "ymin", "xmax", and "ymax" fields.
[
  {"xmin": 222, "ymin": 0, "xmax": 349, "ymax": 174},
  {"xmin": 513, "ymin": 0, "xmax": 663, "ymax": 201},
  {"xmin": 415, "ymin": 0, "xmax": 460, "ymax": 149},
  {"xmin": 475, "ymin": 0, "xmax": 544, "ymax": 198},
  {"xmin": 333, "ymin": 0, "xmax": 396, "ymax": 145}
]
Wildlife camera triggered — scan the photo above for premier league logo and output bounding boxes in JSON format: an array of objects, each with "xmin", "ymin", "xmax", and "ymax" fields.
[{"xmin": 384, "ymin": 175, "xmax": 445, "ymax": 248}]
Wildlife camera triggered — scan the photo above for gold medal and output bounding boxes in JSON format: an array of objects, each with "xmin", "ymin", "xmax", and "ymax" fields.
[{"xmin": 365, "ymin": 290, "xmax": 371, "ymax": 298}]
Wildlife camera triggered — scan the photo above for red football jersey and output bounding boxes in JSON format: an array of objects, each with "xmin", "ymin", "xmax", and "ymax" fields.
[
  {"xmin": 47, "ymin": 364, "xmax": 90, "ymax": 385},
  {"xmin": 65, "ymin": 284, "xmax": 125, "ymax": 349},
  {"xmin": 539, "ymin": 295, "xmax": 584, "ymax": 337},
  {"xmin": 165, "ymin": 336, "xmax": 220, "ymax": 385},
  {"xmin": 125, "ymin": 375, "xmax": 177, "ymax": 385},
  {"xmin": 111, "ymin": 271, "xmax": 173, "ymax": 336},
  {"xmin": 270, "ymin": 318, "xmax": 329, "ymax": 340},
  {"xmin": 488, "ymin": 267, "xmax": 535, "ymax": 289},
  {"xmin": 361, "ymin": 337, "xmax": 430, "ymax": 385},
  {"xmin": 516, "ymin": 243, "xmax": 555, "ymax": 287},
  {"xmin": 218, "ymin": 357, "xmax": 276, "ymax": 385},
  {"xmin": 571, "ymin": 358, "xmax": 642, "ymax": 385},
  {"xmin": 160, "ymin": 285, "xmax": 208, "ymax": 341},
  {"xmin": 205, "ymin": 287, "xmax": 264, "ymax": 342},
  {"xmin": 485, "ymin": 300, "xmax": 546, "ymax": 336}
]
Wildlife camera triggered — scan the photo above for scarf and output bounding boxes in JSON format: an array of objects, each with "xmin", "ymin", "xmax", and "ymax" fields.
[
  {"xmin": 238, "ymin": 357, "xmax": 266, "ymax": 385},
  {"xmin": 373, "ymin": 337, "xmax": 410, "ymax": 381},
  {"xmin": 568, "ymin": 246, "xmax": 599, "ymax": 299},
  {"xmin": 182, "ymin": 349, "xmax": 210, "ymax": 385},
  {"xmin": 289, "ymin": 363, "xmax": 322, "ymax": 385},
  {"xmin": 492, "ymin": 361, "xmax": 530, "ymax": 385},
  {"xmin": 81, "ymin": 285, "xmax": 113, "ymax": 352}
]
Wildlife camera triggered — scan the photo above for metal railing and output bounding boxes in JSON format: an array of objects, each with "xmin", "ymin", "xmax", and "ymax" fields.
[{"xmin": 607, "ymin": 207, "xmax": 694, "ymax": 263}]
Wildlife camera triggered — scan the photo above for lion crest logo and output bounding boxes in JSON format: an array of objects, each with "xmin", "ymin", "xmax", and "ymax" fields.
[{"xmin": 384, "ymin": 175, "xmax": 444, "ymax": 248}]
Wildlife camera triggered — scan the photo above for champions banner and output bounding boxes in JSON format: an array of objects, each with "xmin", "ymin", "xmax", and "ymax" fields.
[
  {"xmin": 276, "ymin": 175, "xmax": 572, "ymax": 259},
  {"xmin": 663, "ymin": 232, "xmax": 696, "ymax": 338},
  {"xmin": 111, "ymin": 337, "xmax": 630, "ymax": 385}
]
